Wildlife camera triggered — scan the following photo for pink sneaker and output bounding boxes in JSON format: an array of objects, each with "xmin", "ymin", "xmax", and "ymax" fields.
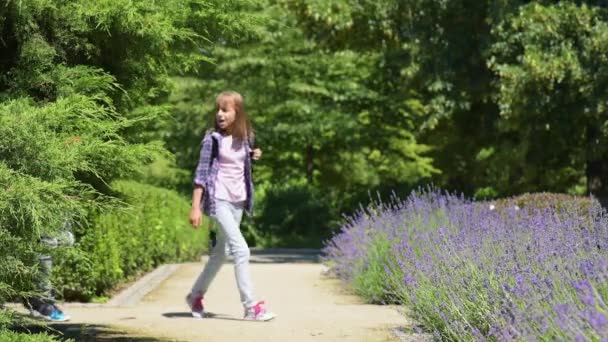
[
  {"xmin": 185, "ymin": 293, "xmax": 204, "ymax": 318},
  {"xmin": 244, "ymin": 301, "xmax": 277, "ymax": 321}
]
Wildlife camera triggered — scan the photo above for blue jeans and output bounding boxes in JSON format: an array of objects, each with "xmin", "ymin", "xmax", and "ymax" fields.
[
  {"xmin": 24, "ymin": 226, "xmax": 74, "ymax": 314},
  {"xmin": 190, "ymin": 199, "xmax": 256, "ymax": 308}
]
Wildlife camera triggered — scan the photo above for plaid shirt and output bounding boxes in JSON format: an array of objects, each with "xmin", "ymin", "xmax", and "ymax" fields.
[{"xmin": 193, "ymin": 131, "xmax": 254, "ymax": 216}]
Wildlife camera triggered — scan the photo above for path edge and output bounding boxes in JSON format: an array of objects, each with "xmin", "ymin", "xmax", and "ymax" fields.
[
  {"xmin": 66, "ymin": 263, "xmax": 182, "ymax": 308},
  {"xmin": 106, "ymin": 263, "xmax": 181, "ymax": 307}
]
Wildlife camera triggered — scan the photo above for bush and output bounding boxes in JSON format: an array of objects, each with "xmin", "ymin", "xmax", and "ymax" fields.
[
  {"xmin": 251, "ymin": 183, "xmax": 339, "ymax": 247},
  {"xmin": 0, "ymin": 0, "xmax": 251, "ymax": 329},
  {"xmin": 491, "ymin": 192, "xmax": 599, "ymax": 212},
  {"xmin": 0, "ymin": 308, "xmax": 65, "ymax": 342},
  {"xmin": 324, "ymin": 190, "xmax": 608, "ymax": 340},
  {"xmin": 53, "ymin": 180, "xmax": 207, "ymax": 301},
  {"xmin": 351, "ymin": 233, "xmax": 397, "ymax": 304},
  {"xmin": 0, "ymin": 330, "xmax": 62, "ymax": 342}
]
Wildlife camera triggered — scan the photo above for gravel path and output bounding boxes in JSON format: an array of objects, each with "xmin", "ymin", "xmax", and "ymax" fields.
[{"xmin": 14, "ymin": 251, "xmax": 422, "ymax": 342}]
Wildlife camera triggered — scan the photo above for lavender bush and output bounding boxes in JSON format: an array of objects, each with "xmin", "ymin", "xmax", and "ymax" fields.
[{"xmin": 323, "ymin": 190, "xmax": 608, "ymax": 341}]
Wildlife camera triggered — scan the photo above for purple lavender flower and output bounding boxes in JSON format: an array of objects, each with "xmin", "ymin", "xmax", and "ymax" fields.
[
  {"xmin": 589, "ymin": 310, "xmax": 607, "ymax": 331},
  {"xmin": 323, "ymin": 189, "xmax": 608, "ymax": 340}
]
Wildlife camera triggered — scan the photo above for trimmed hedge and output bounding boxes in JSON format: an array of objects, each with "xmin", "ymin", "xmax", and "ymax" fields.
[{"xmin": 53, "ymin": 180, "xmax": 207, "ymax": 301}]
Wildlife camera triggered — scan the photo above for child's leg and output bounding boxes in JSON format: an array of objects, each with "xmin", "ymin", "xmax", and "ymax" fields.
[
  {"xmin": 25, "ymin": 228, "xmax": 74, "ymax": 321},
  {"xmin": 36, "ymin": 225, "xmax": 74, "ymax": 304},
  {"xmin": 23, "ymin": 254, "xmax": 54, "ymax": 315},
  {"xmin": 190, "ymin": 228, "xmax": 227, "ymax": 296},
  {"xmin": 38, "ymin": 254, "xmax": 54, "ymax": 301},
  {"xmin": 215, "ymin": 200, "xmax": 256, "ymax": 309}
]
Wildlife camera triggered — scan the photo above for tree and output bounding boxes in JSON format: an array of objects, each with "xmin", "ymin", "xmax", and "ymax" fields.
[
  {"xmin": 286, "ymin": 1, "xmax": 531, "ymax": 194},
  {"xmin": 491, "ymin": 2, "xmax": 608, "ymax": 198},
  {"xmin": 284, "ymin": 0, "xmax": 608, "ymax": 199},
  {"xmin": 162, "ymin": 2, "xmax": 437, "ymax": 245}
]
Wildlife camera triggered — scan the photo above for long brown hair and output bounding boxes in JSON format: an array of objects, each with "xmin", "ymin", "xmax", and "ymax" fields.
[{"xmin": 214, "ymin": 90, "xmax": 253, "ymax": 141}]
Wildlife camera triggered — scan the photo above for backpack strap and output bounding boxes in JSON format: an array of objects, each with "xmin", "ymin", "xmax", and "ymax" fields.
[
  {"xmin": 247, "ymin": 134, "xmax": 255, "ymax": 149},
  {"xmin": 210, "ymin": 135, "xmax": 219, "ymax": 167}
]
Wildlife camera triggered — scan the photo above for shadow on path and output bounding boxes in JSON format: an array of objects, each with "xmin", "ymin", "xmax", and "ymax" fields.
[
  {"xmin": 203, "ymin": 248, "xmax": 322, "ymax": 263},
  {"xmin": 10, "ymin": 323, "xmax": 164, "ymax": 342},
  {"xmin": 243, "ymin": 248, "xmax": 322, "ymax": 264},
  {"xmin": 162, "ymin": 311, "xmax": 246, "ymax": 322}
]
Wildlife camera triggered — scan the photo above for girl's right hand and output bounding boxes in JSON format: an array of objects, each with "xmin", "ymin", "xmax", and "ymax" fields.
[
  {"xmin": 251, "ymin": 148, "xmax": 262, "ymax": 160},
  {"xmin": 189, "ymin": 208, "xmax": 203, "ymax": 228}
]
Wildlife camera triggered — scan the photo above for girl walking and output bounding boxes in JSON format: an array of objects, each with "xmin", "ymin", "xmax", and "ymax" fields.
[{"xmin": 187, "ymin": 90, "xmax": 276, "ymax": 321}]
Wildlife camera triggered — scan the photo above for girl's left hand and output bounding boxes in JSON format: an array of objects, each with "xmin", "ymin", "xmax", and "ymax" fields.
[{"xmin": 252, "ymin": 148, "xmax": 262, "ymax": 160}]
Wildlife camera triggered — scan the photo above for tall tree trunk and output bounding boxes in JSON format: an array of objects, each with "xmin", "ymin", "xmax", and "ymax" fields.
[
  {"xmin": 305, "ymin": 144, "xmax": 314, "ymax": 184},
  {"xmin": 586, "ymin": 124, "xmax": 608, "ymax": 206}
]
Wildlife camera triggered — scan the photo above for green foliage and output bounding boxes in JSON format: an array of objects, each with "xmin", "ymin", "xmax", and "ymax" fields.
[
  {"xmin": 158, "ymin": 77, "xmax": 218, "ymax": 195},
  {"xmin": 0, "ymin": 0, "xmax": 260, "ymax": 104},
  {"xmin": 250, "ymin": 182, "xmax": 339, "ymax": 247},
  {"xmin": 7, "ymin": 0, "xmax": 608, "ymax": 322},
  {"xmin": 0, "ymin": 0, "xmax": 253, "ymax": 318},
  {"xmin": 0, "ymin": 330, "xmax": 62, "ymax": 342},
  {"xmin": 0, "ymin": 95, "xmax": 158, "ymax": 305},
  {"xmin": 0, "ymin": 96, "xmax": 161, "ymax": 189},
  {"xmin": 490, "ymin": 2, "xmax": 608, "ymax": 197},
  {"xmin": 0, "ymin": 165, "xmax": 72, "ymax": 303},
  {"xmin": 137, "ymin": 153, "xmax": 192, "ymax": 191},
  {"xmin": 53, "ymin": 180, "xmax": 208, "ymax": 301},
  {"xmin": 164, "ymin": 2, "xmax": 437, "ymax": 245},
  {"xmin": 0, "ymin": 308, "xmax": 65, "ymax": 341},
  {"xmin": 222, "ymin": 4, "xmax": 436, "ymax": 192},
  {"xmin": 352, "ymin": 234, "xmax": 397, "ymax": 304},
  {"xmin": 285, "ymin": 0, "xmax": 608, "ymax": 203}
]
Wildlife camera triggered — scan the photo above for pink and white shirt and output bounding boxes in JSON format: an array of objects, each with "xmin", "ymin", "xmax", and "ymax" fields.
[{"xmin": 214, "ymin": 135, "xmax": 247, "ymax": 202}]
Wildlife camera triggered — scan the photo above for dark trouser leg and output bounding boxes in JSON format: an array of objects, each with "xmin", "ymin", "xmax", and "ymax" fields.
[
  {"xmin": 37, "ymin": 254, "xmax": 54, "ymax": 302},
  {"xmin": 24, "ymin": 228, "xmax": 73, "ymax": 316},
  {"xmin": 23, "ymin": 254, "xmax": 55, "ymax": 316}
]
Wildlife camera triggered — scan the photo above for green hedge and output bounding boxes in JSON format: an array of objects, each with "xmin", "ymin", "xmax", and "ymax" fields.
[{"xmin": 53, "ymin": 180, "xmax": 207, "ymax": 301}]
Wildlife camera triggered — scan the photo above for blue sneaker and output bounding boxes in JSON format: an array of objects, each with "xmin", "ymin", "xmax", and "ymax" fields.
[
  {"xmin": 30, "ymin": 304, "xmax": 70, "ymax": 322},
  {"xmin": 46, "ymin": 307, "xmax": 70, "ymax": 322}
]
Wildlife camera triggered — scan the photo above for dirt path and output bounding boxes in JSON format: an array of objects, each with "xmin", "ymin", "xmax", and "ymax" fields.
[{"xmin": 17, "ymin": 252, "xmax": 419, "ymax": 341}]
